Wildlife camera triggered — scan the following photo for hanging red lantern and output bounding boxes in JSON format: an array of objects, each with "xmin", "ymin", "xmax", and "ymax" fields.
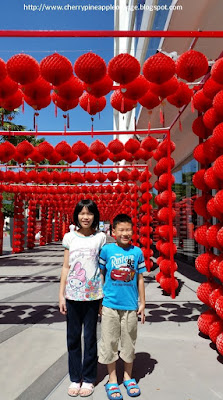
[
  {"xmin": 143, "ymin": 53, "xmax": 175, "ymax": 84},
  {"xmin": 193, "ymin": 89, "xmax": 212, "ymax": 113},
  {"xmin": 55, "ymin": 140, "xmax": 72, "ymax": 158},
  {"xmin": 74, "ymin": 52, "xmax": 106, "ymax": 84},
  {"xmin": 0, "ymin": 58, "xmax": 7, "ymax": 82},
  {"xmin": 192, "ymin": 169, "xmax": 209, "ymax": 192},
  {"xmin": 0, "ymin": 76, "xmax": 18, "ymax": 98},
  {"xmin": 150, "ymin": 76, "xmax": 179, "ymax": 98},
  {"xmin": 167, "ymin": 82, "xmax": 193, "ymax": 108},
  {"xmin": 40, "ymin": 53, "xmax": 73, "ymax": 85},
  {"xmin": 107, "ymin": 170, "xmax": 118, "ymax": 182},
  {"xmin": 193, "ymin": 140, "xmax": 218, "ymax": 165},
  {"xmin": 54, "ymin": 75, "xmax": 84, "ymax": 100},
  {"xmin": 141, "ymin": 136, "xmax": 158, "ymax": 152},
  {"xmin": 95, "ymin": 171, "xmax": 106, "ymax": 183},
  {"xmin": 176, "ymin": 50, "xmax": 208, "ymax": 81},
  {"xmin": 124, "ymin": 138, "xmax": 140, "ymax": 154},
  {"xmin": 213, "ymin": 90, "xmax": 223, "ymax": 117},
  {"xmin": 197, "ymin": 310, "xmax": 218, "ymax": 336},
  {"xmin": 107, "ymin": 138, "xmax": 124, "ymax": 154},
  {"xmin": 209, "ymin": 320, "xmax": 223, "ymax": 344},
  {"xmin": 22, "ymin": 76, "xmax": 51, "ymax": 100},
  {"xmin": 80, "ymin": 151, "xmax": 94, "ymax": 164},
  {"xmin": 24, "ymin": 94, "xmax": 51, "ymax": 110},
  {"xmin": 138, "ymin": 90, "xmax": 160, "ymax": 109},
  {"xmin": 213, "ymin": 155, "xmax": 223, "ymax": 181},
  {"xmin": 89, "ymin": 139, "xmax": 106, "ymax": 156},
  {"xmin": 72, "ymin": 141, "xmax": 89, "ymax": 156},
  {"xmin": 38, "ymin": 141, "xmax": 54, "ymax": 158},
  {"xmin": 29, "ymin": 148, "xmax": 45, "ymax": 163},
  {"xmin": 108, "ymin": 53, "xmax": 140, "ymax": 84},
  {"xmin": 110, "ymin": 90, "xmax": 137, "ymax": 113},
  {"xmin": 204, "ymin": 166, "xmax": 221, "ymax": 190},
  {"xmin": 17, "ymin": 140, "xmax": 34, "ymax": 158},
  {"xmin": 203, "ymin": 77, "xmax": 223, "ymax": 100},
  {"xmin": 203, "ymin": 107, "xmax": 223, "ymax": 131},
  {"xmin": 84, "ymin": 74, "xmax": 113, "ymax": 98},
  {"xmin": 212, "ymin": 122, "xmax": 223, "ymax": 147},
  {"xmin": 192, "ymin": 115, "xmax": 211, "ymax": 139},
  {"xmin": 1, "ymin": 89, "xmax": 23, "ymax": 111},
  {"xmin": 121, "ymin": 75, "xmax": 150, "ymax": 100},
  {"xmin": 211, "ymin": 57, "xmax": 223, "ymax": 85},
  {"xmin": 79, "ymin": 92, "xmax": 106, "ymax": 115},
  {"xmin": 51, "ymin": 92, "xmax": 78, "ymax": 111},
  {"xmin": 94, "ymin": 150, "xmax": 109, "ymax": 164},
  {"xmin": 7, "ymin": 53, "xmax": 40, "ymax": 84},
  {"xmin": 193, "ymin": 195, "xmax": 212, "ymax": 219},
  {"xmin": 119, "ymin": 170, "xmax": 130, "ymax": 182}
]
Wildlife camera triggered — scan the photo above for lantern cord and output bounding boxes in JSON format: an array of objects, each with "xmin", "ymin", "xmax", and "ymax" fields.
[
  {"xmin": 55, "ymin": 104, "xmax": 58, "ymax": 118},
  {"xmin": 67, "ymin": 113, "xmax": 70, "ymax": 129},
  {"xmin": 91, "ymin": 117, "xmax": 94, "ymax": 138}
]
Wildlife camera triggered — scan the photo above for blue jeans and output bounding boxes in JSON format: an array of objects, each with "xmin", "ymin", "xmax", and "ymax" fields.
[{"xmin": 66, "ymin": 299, "xmax": 100, "ymax": 383}]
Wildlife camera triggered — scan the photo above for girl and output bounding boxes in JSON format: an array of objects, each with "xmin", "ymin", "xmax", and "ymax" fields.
[{"xmin": 59, "ymin": 199, "xmax": 106, "ymax": 397}]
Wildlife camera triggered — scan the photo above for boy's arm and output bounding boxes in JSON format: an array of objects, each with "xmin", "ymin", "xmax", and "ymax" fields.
[
  {"xmin": 137, "ymin": 273, "xmax": 145, "ymax": 324},
  {"xmin": 59, "ymin": 249, "xmax": 70, "ymax": 315}
]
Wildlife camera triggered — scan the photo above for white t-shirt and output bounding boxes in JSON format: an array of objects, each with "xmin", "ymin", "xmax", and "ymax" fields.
[{"xmin": 62, "ymin": 231, "xmax": 106, "ymax": 301}]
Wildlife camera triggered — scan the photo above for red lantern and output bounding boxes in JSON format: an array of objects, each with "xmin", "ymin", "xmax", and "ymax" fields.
[
  {"xmin": 211, "ymin": 57, "xmax": 223, "ymax": 84},
  {"xmin": 80, "ymin": 151, "xmax": 94, "ymax": 164},
  {"xmin": 197, "ymin": 310, "xmax": 218, "ymax": 336},
  {"xmin": 124, "ymin": 138, "xmax": 140, "ymax": 154},
  {"xmin": 89, "ymin": 140, "xmax": 106, "ymax": 156},
  {"xmin": 55, "ymin": 141, "xmax": 72, "ymax": 158},
  {"xmin": 38, "ymin": 141, "xmax": 54, "ymax": 158},
  {"xmin": 107, "ymin": 138, "xmax": 124, "ymax": 154},
  {"xmin": 40, "ymin": 53, "xmax": 73, "ymax": 85},
  {"xmin": 72, "ymin": 141, "xmax": 89, "ymax": 156},
  {"xmin": 203, "ymin": 108, "xmax": 222, "ymax": 131},
  {"xmin": 209, "ymin": 320, "xmax": 223, "ymax": 344},
  {"xmin": 167, "ymin": 82, "xmax": 193, "ymax": 108},
  {"xmin": 51, "ymin": 92, "xmax": 78, "ymax": 111},
  {"xmin": 107, "ymin": 170, "xmax": 117, "ymax": 182},
  {"xmin": 143, "ymin": 52, "xmax": 175, "ymax": 84},
  {"xmin": 213, "ymin": 90, "xmax": 223, "ymax": 117},
  {"xmin": 24, "ymin": 94, "xmax": 51, "ymax": 110},
  {"xmin": 1, "ymin": 89, "xmax": 23, "ymax": 111},
  {"xmin": 54, "ymin": 75, "xmax": 84, "ymax": 99},
  {"xmin": 7, "ymin": 53, "xmax": 40, "ymax": 84},
  {"xmin": 193, "ymin": 89, "xmax": 212, "ymax": 113},
  {"xmin": 138, "ymin": 90, "xmax": 160, "ymax": 109},
  {"xmin": 108, "ymin": 52, "xmax": 140, "ymax": 84},
  {"xmin": 203, "ymin": 77, "xmax": 223, "ymax": 100},
  {"xmin": 79, "ymin": 92, "xmax": 106, "ymax": 115},
  {"xmin": 192, "ymin": 116, "xmax": 211, "ymax": 139},
  {"xmin": 110, "ymin": 90, "xmax": 137, "ymax": 113},
  {"xmin": 74, "ymin": 52, "xmax": 106, "ymax": 84},
  {"xmin": 17, "ymin": 140, "xmax": 34, "ymax": 158},
  {"xmin": 22, "ymin": 76, "xmax": 51, "ymax": 99},
  {"xmin": 0, "ymin": 58, "xmax": 7, "ymax": 82},
  {"xmin": 141, "ymin": 136, "xmax": 158, "ymax": 151},
  {"xmin": 150, "ymin": 76, "xmax": 179, "ymax": 98},
  {"xmin": 84, "ymin": 74, "xmax": 113, "ymax": 98},
  {"xmin": 0, "ymin": 76, "xmax": 18, "ymax": 98},
  {"xmin": 121, "ymin": 75, "xmax": 150, "ymax": 100},
  {"xmin": 176, "ymin": 50, "xmax": 208, "ymax": 81}
]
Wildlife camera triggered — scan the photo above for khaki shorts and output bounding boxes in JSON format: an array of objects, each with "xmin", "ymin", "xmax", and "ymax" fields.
[{"xmin": 98, "ymin": 306, "xmax": 138, "ymax": 364}]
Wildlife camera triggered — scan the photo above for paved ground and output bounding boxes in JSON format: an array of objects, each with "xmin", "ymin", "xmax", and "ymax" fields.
[{"xmin": 0, "ymin": 242, "xmax": 223, "ymax": 400}]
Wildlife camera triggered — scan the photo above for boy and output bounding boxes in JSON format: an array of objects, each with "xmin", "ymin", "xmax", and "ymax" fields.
[{"xmin": 99, "ymin": 214, "xmax": 146, "ymax": 399}]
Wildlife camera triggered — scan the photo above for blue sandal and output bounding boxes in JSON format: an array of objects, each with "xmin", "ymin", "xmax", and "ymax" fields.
[
  {"xmin": 123, "ymin": 379, "xmax": 141, "ymax": 397},
  {"xmin": 105, "ymin": 383, "xmax": 123, "ymax": 400}
]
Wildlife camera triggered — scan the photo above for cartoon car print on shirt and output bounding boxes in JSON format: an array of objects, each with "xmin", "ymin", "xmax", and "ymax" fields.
[{"xmin": 111, "ymin": 265, "xmax": 135, "ymax": 282}]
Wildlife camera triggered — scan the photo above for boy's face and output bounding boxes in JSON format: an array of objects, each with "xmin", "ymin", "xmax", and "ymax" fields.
[{"xmin": 112, "ymin": 222, "xmax": 133, "ymax": 248}]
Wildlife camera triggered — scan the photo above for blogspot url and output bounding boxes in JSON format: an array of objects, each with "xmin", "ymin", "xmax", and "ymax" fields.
[{"xmin": 23, "ymin": 4, "xmax": 183, "ymax": 12}]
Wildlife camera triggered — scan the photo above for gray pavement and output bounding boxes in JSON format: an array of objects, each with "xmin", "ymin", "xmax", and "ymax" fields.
[{"xmin": 0, "ymin": 243, "xmax": 223, "ymax": 400}]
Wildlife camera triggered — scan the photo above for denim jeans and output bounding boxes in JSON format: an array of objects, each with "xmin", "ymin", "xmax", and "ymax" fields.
[{"xmin": 66, "ymin": 299, "xmax": 100, "ymax": 383}]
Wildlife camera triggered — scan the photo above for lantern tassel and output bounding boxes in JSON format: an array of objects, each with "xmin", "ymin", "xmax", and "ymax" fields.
[
  {"xmin": 87, "ymin": 97, "xmax": 91, "ymax": 114},
  {"xmin": 160, "ymin": 107, "xmax": 164, "ymax": 126},
  {"xmin": 121, "ymin": 97, "xmax": 125, "ymax": 113},
  {"xmin": 191, "ymin": 97, "xmax": 195, "ymax": 113},
  {"xmin": 91, "ymin": 117, "xmax": 94, "ymax": 138},
  {"xmin": 55, "ymin": 103, "xmax": 58, "ymax": 117},
  {"xmin": 67, "ymin": 112, "xmax": 70, "ymax": 129},
  {"xmin": 22, "ymin": 98, "xmax": 25, "ymax": 113},
  {"xmin": 179, "ymin": 117, "xmax": 182, "ymax": 132}
]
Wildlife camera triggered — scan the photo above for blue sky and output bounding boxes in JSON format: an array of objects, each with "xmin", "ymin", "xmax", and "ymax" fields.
[{"xmin": 0, "ymin": 0, "xmax": 115, "ymax": 148}]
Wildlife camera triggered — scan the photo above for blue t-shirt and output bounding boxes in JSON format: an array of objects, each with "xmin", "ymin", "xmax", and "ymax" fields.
[{"xmin": 99, "ymin": 243, "xmax": 146, "ymax": 311}]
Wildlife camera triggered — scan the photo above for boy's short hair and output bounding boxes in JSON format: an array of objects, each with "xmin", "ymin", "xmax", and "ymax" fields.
[
  {"xmin": 112, "ymin": 214, "xmax": 133, "ymax": 229},
  {"xmin": 73, "ymin": 199, "xmax": 100, "ymax": 229}
]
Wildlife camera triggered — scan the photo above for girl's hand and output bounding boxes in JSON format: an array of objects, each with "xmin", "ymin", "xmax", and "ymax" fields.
[
  {"xmin": 59, "ymin": 296, "xmax": 67, "ymax": 315},
  {"xmin": 137, "ymin": 303, "xmax": 145, "ymax": 324}
]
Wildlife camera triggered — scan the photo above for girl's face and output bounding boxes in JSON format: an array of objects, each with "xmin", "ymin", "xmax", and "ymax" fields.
[{"xmin": 78, "ymin": 206, "xmax": 94, "ymax": 229}]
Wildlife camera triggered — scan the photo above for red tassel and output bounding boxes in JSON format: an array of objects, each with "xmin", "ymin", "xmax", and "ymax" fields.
[
  {"xmin": 134, "ymin": 117, "xmax": 137, "ymax": 131},
  {"xmin": 148, "ymin": 120, "xmax": 151, "ymax": 132},
  {"xmin": 87, "ymin": 97, "xmax": 91, "ymax": 114},
  {"xmin": 121, "ymin": 97, "xmax": 125, "ymax": 113},
  {"xmin": 64, "ymin": 123, "xmax": 66, "ymax": 134},
  {"xmin": 22, "ymin": 98, "xmax": 24, "ymax": 113},
  {"xmin": 35, "ymin": 122, "xmax": 38, "ymax": 133},
  {"xmin": 191, "ymin": 97, "xmax": 195, "ymax": 113},
  {"xmin": 160, "ymin": 107, "xmax": 164, "ymax": 125},
  {"xmin": 91, "ymin": 117, "xmax": 94, "ymax": 138},
  {"xmin": 55, "ymin": 103, "xmax": 58, "ymax": 117},
  {"xmin": 33, "ymin": 113, "xmax": 36, "ymax": 130},
  {"xmin": 179, "ymin": 117, "xmax": 182, "ymax": 131},
  {"xmin": 67, "ymin": 113, "xmax": 70, "ymax": 129}
]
